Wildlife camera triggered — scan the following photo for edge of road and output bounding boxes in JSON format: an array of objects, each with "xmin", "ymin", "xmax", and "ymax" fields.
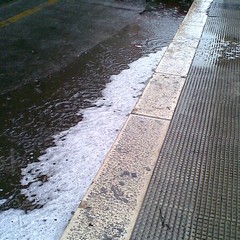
[{"xmin": 61, "ymin": 0, "xmax": 213, "ymax": 239}]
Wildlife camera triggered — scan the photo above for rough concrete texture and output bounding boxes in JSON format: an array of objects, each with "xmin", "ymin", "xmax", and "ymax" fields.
[
  {"xmin": 61, "ymin": 115, "xmax": 169, "ymax": 239},
  {"xmin": 133, "ymin": 74, "xmax": 186, "ymax": 120},
  {"xmin": 61, "ymin": 0, "xmax": 213, "ymax": 239},
  {"xmin": 155, "ymin": 41, "xmax": 196, "ymax": 77},
  {"xmin": 153, "ymin": 0, "xmax": 213, "ymax": 78}
]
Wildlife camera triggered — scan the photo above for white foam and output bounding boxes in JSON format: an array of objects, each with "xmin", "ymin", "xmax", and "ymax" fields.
[
  {"xmin": 0, "ymin": 48, "xmax": 166, "ymax": 240},
  {"xmin": 0, "ymin": 199, "xmax": 6, "ymax": 205}
]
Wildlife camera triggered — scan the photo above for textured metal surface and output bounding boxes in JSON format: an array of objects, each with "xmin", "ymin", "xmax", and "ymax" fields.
[
  {"xmin": 131, "ymin": 0, "xmax": 240, "ymax": 239},
  {"xmin": 208, "ymin": 0, "xmax": 240, "ymax": 18}
]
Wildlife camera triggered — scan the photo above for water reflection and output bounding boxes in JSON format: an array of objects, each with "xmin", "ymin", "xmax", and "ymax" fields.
[{"xmin": 146, "ymin": 0, "xmax": 193, "ymax": 13}]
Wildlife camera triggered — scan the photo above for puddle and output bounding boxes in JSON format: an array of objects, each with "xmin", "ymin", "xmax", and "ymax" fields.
[{"xmin": 218, "ymin": 39, "xmax": 240, "ymax": 60}]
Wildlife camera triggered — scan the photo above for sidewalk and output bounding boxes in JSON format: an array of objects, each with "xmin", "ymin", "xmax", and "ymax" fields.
[
  {"xmin": 61, "ymin": 0, "xmax": 240, "ymax": 239},
  {"xmin": 131, "ymin": 0, "xmax": 240, "ymax": 239}
]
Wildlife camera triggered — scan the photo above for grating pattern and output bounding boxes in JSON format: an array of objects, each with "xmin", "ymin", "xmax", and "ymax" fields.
[
  {"xmin": 208, "ymin": 0, "xmax": 240, "ymax": 19},
  {"xmin": 131, "ymin": 0, "xmax": 240, "ymax": 239}
]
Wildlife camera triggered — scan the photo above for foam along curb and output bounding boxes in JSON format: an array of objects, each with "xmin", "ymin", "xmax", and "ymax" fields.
[
  {"xmin": 61, "ymin": 0, "xmax": 213, "ymax": 239},
  {"xmin": 61, "ymin": 115, "xmax": 170, "ymax": 239}
]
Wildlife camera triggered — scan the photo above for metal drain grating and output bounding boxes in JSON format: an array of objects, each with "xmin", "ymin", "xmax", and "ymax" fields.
[
  {"xmin": 131, "ymin": 0, "xmax": 240, "ymax": 239},
  {"xmin": 208, "ymin": 0, "xmax": 240, "ymax": 18}
]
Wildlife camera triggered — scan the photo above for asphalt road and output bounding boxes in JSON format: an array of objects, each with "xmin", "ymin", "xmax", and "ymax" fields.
[
  {"xmin": 0, "ymin": 0, "xmax": 144, "ymax": 92},
  {"xmin": 0, "ymin": 0, "xmax": 190, "ymax": 216}
]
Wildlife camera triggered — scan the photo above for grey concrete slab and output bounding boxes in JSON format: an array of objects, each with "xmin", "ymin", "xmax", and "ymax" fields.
[
  {"xmin": 155, "ymin": 41, "xmax": 197, "ymax": 77},
  {"xmin": 174, "ymin": 23, "xmax": 204, "ymax": 42},
  {"xmin": 61, "ymin": 115, "xmax": 170, "ymax": 240},
  {"xmin": 181, "ymin": 8, "xmax": 208, "ymax": 27},
  {"xmin": 133, "ymin": 74, "xmax": 186, "ymax": 120},
  {"xmin": 155, "ymin": 0, "xmax": 209, "ymax": 77}
]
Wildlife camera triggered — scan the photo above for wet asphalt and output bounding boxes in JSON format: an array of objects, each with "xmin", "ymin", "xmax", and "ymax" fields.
[
  {"xmin": 0, "ymin": 0, "xmax": 191, "ymax": 212},
  {"xmin": 0, "ymin": 0, "xmax": 143, "ymax": 92}
]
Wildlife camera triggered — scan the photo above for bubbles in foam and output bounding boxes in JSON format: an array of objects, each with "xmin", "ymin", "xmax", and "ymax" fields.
[{"xmin": 0, "ymin": 48, "xmax": 166, "ymax": 240}]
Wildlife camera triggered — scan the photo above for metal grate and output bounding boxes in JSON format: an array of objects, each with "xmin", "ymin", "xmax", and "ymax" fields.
[
  {"xmin": 208, "ymin": 0, "xmax": 240, "ymax": 18},
  {"xmin": 131, "ymin": 0, "xmax": 240, "ymax": 239}
]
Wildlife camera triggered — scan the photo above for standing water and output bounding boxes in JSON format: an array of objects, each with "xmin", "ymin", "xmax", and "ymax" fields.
[{"xmin": 0, "ymin": 0, "xmax": 192, "ymax": 239}]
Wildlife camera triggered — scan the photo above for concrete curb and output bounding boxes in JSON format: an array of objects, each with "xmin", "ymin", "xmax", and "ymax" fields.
[{"xmin": 61, "ymin": 0, "xmax": 213, "ymax": 239}]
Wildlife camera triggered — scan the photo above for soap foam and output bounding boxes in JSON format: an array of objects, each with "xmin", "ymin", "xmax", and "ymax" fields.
[{"xmin": 0, "ymin": 49, "xmax": 166, "ymax": 240}]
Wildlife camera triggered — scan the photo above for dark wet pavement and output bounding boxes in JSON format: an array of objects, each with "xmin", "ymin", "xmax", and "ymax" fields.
[
  {"xmin": 0, "ymin": 1, "xmax": 190, "ymax": 212},
  {"xmin": 0, "ymin": 0, "xmax": 141, "ymax": 92}
]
